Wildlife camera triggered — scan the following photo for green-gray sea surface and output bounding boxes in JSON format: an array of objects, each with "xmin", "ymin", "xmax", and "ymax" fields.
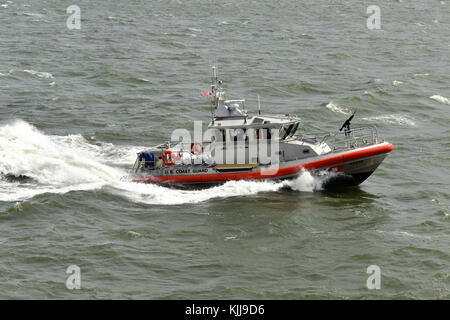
[{"xmin": 0, "ymin": 0, "xmax": 449, "ymax": 299}]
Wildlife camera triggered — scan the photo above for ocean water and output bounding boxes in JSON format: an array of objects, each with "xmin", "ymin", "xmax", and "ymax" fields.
[{"xmin": 0, "ymin": 0, "xmax": 449, "ymax": 299}]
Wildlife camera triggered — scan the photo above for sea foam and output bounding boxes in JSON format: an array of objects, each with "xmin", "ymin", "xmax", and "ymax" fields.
[
  {"xmin": 325, "ymin": 102, "xmax": 352, "ymax": 115},
  {"xmin": 23, "ymin": 69, "xmax": 54, "ymax": 79},
  {"xmin": 0, "ymin": 120, "xmax": 324, "ymax": 204},
  {"xmin": 362, "ymin": 114, "xmax": 416, "ymax": 127},
  {"xmin": 430, "ymin": 95, "xmax": 450, "ymax": 105}
]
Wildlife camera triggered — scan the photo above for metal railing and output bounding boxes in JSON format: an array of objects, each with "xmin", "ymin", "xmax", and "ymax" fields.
[{"xmin": 294, "ymin": 125, "xmax": 380, "ymax": 152}]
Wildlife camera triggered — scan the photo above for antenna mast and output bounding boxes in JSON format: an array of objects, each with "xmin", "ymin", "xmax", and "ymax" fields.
[
  {"xmin": 210, "ymin": 66, "xmax": 217, "ymax": 124},
  {"xmin": 258, "ymin": 95, "xmax": 261, "ymax": 115}
]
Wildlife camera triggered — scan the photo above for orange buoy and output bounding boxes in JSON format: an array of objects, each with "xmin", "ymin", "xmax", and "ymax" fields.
[
  {"xmin": 191, "ymin": 143, "xmax": 204, "ymax": 155},
  {"xmin": 162, "ymin": 150, "xmax": 175, "ymax": 166}
]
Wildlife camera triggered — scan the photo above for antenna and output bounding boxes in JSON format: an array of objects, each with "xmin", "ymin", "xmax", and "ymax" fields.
[
  {"xmin": 258, "ymin": 95, "xmax": 261, "ymax": 115},
  {"xmin": 210, "ymin": 65, "xmax": 216, "ymax": 124}
]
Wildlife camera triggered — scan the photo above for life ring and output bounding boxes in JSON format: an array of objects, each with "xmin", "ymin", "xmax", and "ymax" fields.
[
  {"xmin": 191, "ymin": 143, "xmax": 204, "ymax": 155},
  {"xmin": 162, "ymin": 150, "xmax": 175, "ymax": 166}
]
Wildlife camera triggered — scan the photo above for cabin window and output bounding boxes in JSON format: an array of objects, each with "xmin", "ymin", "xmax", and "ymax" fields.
[
  {"xmin": 285, "ymin": 124, "xmax": 294, "ymax": 136},
  {"xmin": 288, "ymin": 122, "xmax": 300, "ymax": 138},
  {"xmin": 212, "ymin": 130, "xmax": 225, "ymax": 142},
  {"xmin": 229, "ymin": 128, "xmax": 248, "ymax": 141},
  {"xmin": 279, "ymin": 125, "xmax": 287, "ymax": 140},
  {"xmin": 262, "ymin": 128, "xmax": 271, "ymax": 140},
  {"xmin": 280, "ymin": 124, "xmax": 294, "ymax": 140},
  {"xmin": 257, "ymin": 128, "xmax": 271, "ymax": 139}
]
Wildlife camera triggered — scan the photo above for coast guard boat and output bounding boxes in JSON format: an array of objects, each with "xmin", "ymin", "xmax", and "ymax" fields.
[{"xmin": 130, "ymin": 67, "xmax": 393, "ymax": 188}]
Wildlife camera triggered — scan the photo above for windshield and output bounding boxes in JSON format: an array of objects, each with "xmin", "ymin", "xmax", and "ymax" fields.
[
  {"xmin": 288, "ymin": 122, "xmax": 300, "ymax": 138},
  {"xmin": 279, "ymin": 122, "xmax": 300, "ymax": 140}
]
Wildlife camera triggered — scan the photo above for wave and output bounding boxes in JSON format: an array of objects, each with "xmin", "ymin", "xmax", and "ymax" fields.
[
  {"xmin": 376, "ymin": 230, "xmax": 432, "ymax": 240},
  {"xmin": 23, "ymin": 12, "xmax": 44, "ymax": 18},
  {"xmin": 0, "ymin": 120, "xmax": 123, "ymax": 201},
  {"xmin": 430, "ymin": 95, "xmax": 450, "ymax": 105},
  {"xmin": 325, "ymin": 102, "xmax": 352, "ymax": 115},
  {"xmin": 0, "ymin": 120, "xmax": 324, "ymax": 204},
  {"xmin": 23, "ymin": 69, "xmax": 54, "ymax": 79},
  {"xmin": 0, "ymin": 70, "xmax": 14, "ymax": 77},
  {"xmin": 362, "ymin": 114, "xmax": 416, "ymax": 126},
  {"xmin": 3, "ymin": 69, "xmax": 55, "ymax": 79},
  {"xmin": 413, "ymin": 73, "xmax": 430, "ymax": 78}
]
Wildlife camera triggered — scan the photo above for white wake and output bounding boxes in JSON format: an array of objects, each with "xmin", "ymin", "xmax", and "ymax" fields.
[{"xmin": 0, "ymin": 120, "xmax": 325, "ymax": 204}]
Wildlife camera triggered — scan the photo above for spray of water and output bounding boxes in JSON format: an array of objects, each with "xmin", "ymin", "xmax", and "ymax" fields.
[{"xmin": 0, "ymin": 120, "xmax": 326, "ymax": 204}]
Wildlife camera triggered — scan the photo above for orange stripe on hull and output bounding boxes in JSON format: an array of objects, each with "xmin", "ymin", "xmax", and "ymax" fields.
[{"xmin": 133, "ymin": 143, "xmax": 394, "ymax": 184}]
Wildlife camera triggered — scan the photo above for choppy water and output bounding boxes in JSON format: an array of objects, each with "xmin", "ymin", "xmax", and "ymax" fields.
[{"xmin": 0, "ymin": 0, "xmax": 449, "ymax": 299}]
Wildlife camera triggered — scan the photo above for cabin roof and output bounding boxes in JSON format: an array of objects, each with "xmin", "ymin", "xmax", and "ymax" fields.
[{"xmin": 209, "ymin": 115, "xmax": 300, "ymax": 129}]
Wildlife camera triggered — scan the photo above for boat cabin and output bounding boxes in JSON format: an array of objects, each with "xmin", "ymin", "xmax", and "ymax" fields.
[{"xmin": 208, "ymin": 115, "xmax": 301, "ymax": 142}]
